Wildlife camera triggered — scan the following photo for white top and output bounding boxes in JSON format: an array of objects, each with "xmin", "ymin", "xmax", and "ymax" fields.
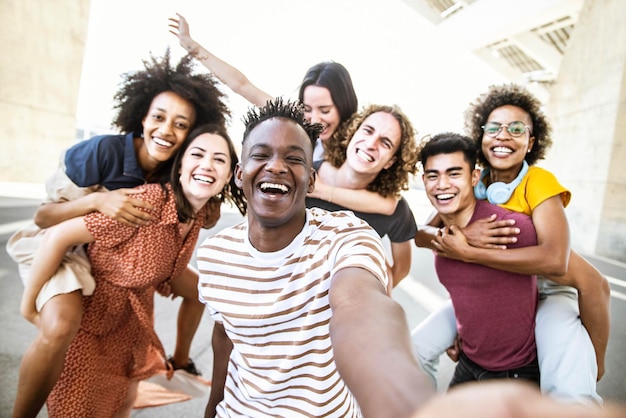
[{"xmin": 197, "ymin": 208, "xmax": 388, "ymax": 417}]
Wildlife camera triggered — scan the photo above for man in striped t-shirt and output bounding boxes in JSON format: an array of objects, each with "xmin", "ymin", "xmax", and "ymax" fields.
[{"xmin": 197, "ymin": 98, "xmax": 433, "ymax": 417}]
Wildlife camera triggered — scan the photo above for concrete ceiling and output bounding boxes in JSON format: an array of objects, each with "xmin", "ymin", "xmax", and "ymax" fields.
[{"xmin": 400, "ymin": 0, "xmax": 584, "ymax": 95}]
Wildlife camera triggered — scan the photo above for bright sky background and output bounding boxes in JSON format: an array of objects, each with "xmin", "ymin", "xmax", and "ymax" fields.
[{"xmin": 76, "ymin": 0, "xmax": 507, "ymax": 142}]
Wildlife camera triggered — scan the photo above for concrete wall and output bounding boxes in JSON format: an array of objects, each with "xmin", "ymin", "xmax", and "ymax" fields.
[
  {"xmin": 0, "ymin": 0, "xmax": 90, "ymax": 186},
  {"xmin": 545, "ymin": 0, "xmax": 626, "ymax": 262},
  {"xmin": 1, "ymin": 0, "xmax": 623, "ymax": 262}
]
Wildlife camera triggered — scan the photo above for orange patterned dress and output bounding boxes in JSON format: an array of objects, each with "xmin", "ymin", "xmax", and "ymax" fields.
[{"xmin": 46, "ymin": 183, "xmax": 207, "ymax": 417}]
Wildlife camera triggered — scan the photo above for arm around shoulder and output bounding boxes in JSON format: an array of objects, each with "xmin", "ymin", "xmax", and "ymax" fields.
[
  {"xmin": 33, "ymin": 193, "xmax": 101, "ymax": 229},
  {"xmin": 437, "ymin": 196, "xmax": 570, "ymax": 276},
  {"xmin": 329, "ymin": 186, "xmax": 399, "ymax": 215}
]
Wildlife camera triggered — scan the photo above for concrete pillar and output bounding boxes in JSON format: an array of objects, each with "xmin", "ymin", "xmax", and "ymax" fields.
[
  {"xmin": 0, "ymin": 0, "xmax": 90, "ymax": 186},
  {"xmin": 545, "ymin": 0, "xmax": 626, "ymax": 262}
]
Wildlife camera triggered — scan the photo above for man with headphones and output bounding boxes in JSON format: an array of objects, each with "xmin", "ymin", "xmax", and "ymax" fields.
[{"xmin": 417, "ymin": 132, "xmax": 541, "ymax": 387}]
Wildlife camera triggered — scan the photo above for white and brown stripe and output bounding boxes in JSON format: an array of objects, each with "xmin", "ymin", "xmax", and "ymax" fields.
[{"xmin": 198, "ymin": 208, "xmax": 388, "ymax": 417}]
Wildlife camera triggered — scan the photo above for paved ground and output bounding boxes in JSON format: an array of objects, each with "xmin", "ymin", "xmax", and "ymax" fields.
[
  {"xmin": 1, "ymin": 188, "xmax": 625, "ymax": 417},
  {"xmin": 0, "ymin": 190, "xmax": 455, "ymax": 417}
]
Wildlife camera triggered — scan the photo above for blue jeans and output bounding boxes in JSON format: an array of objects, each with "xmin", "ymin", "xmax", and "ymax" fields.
[
  {"xmin": 449, "ymin": 352, "xmax": 540, "ymax": 389},
  {"xmin": 412, "ymin": 282, "xmax": 601, "ymax": 403}
]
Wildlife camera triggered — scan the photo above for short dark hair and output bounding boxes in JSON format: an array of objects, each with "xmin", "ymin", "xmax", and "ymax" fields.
[
  {"xmin": 113, "ymin": 48, "xmax": 230, "ymax": 135},
  {"xmin": 168, "ymin": 123, "xmax": 247, "ymax": 224},
  {"xmin": 324, "ymin": 104, "xmax": 418, "ymax": 198},
  {"xmin": 419, "ymin": 132, "xmax": 477, "ymax": 170},
  {"xmin": 297, "ymin": 61, "xmax": 358, "ymax": 125},
  {"xmin": 464, "ymin": 83, "xmax": 551, "ymax": 167},
  {"xmin": 242, "ymin": 97, "xmax": 322, "ymax": 148}
]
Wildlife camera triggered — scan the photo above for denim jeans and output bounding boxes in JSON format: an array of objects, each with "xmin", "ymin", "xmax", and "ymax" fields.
[
  {"xmin": 413, "ymin": 282, "xmax": 601, "ymax": 403},
  {"xmin": 448, "ymin": 352, "xmax": 540, "ymax": 389}
]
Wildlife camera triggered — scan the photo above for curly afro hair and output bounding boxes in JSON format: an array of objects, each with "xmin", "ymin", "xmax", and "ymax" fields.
[
  {"xmin": 112, "ymin": 48, "xmax": 230, "ymax": 134},
  {"xmin": 324, "ymin": 104, "xmax": 418, "ymax": 198},
  {"xmin": 464, "ymin": 83, "xmax": 552, "ymax": 168}
]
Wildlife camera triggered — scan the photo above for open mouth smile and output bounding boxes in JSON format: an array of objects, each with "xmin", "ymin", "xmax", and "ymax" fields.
[
  {"xmin": 491, "ymin": 146, "xmax": 513, "ymax": 156},
  {"xmin": 436, "ymin": 193, "xmax": 455, "ymax": 201},
  {"xmin": 259, "ymin": 182, "xmax": 289, "ymax": 194},
  {"xmin": 356, "ymin": 149, "xmax": 374, "ymax": 162},
  {"xmin": 153, "ymin": 137, "xmax": 174, "ymax": 148},
  {"xmin": 193, "ymin": 174, "xmax": 215, "ymax": 184}
]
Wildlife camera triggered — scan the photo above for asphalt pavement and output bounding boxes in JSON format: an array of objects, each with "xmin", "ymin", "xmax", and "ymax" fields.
[
  {"xmin": 1, "ymin": 189, "xmax": 624, "ymax": 417},
  {"xmin": 0, "ymin": 191, "xmax": 453, "ymax": 417}
]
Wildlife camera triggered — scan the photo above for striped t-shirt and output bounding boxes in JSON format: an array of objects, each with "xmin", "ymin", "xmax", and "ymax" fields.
[{"xmin": 197, "ymin": 207, "xmax": 388, "ymax": 417}]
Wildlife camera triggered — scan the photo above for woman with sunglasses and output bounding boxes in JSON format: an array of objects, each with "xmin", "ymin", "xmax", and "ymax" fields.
[{"xmin": 413, "ymin": 83, "xmax": 609, "ymax": 404}]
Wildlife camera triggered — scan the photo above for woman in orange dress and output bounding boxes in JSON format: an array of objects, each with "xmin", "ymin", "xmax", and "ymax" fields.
[{"xmin": 20, "ymin": 123, "xmax": 246, "ymax": 417}]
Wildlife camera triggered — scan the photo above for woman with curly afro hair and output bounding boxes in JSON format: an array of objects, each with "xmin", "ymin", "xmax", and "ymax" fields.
[
  {"xmin": 412, "ymin": 84, "xmax": 609, "ymax": 404},
  {"xmin": 7, "ymin": 48, "xmax": 231, "ymax": 417},
  {"xmin": 465, "ymin": 83, "xmax": 551, "ymax": 169},
  {"xmin": 306, "ymin": 103, "xmax": 420, "ymax": 291}
]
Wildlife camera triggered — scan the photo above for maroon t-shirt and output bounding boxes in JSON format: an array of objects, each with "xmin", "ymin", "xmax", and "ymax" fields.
[{"xmin": 436, "ymin": 199, "xmax": 538, "ymax": 371}]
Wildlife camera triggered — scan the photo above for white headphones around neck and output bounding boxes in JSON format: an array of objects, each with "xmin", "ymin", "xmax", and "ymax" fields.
[{"xmin": 474, "ymin": 160, "xmax": 529, "ymax": 204}]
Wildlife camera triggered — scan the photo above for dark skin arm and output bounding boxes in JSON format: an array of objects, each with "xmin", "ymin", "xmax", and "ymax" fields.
[
  {"xmin": 205, "ymin": 322, "xmax": 233, "ymax": 418},
  {"xmin": 329, "ymin": 267, "xmax": 434, "ymax": 418},
  {"xmin": 433, "ymin": 196, "xmax": 610, "ymax": 379},
  {"xmin": 433, "ymin": 196, "xmax": 569, "ymax": 275},
  {"xmin": 414, "ymin": 210, "xmax": 519, "ymax": 251},
  {"xmin": 34, "ymin": 188, "xmax": 154, "ymax": 228},
  {"xmin": 388, "ymin": 241, "xmax": 413, "ymax": 289},
  {"xmin": 20, "ymin": 217, "xmax": 93, "ymax": 324},
  {"xmin": 415, "ymin": 210, "xmax": 521, "ymax": 363}
]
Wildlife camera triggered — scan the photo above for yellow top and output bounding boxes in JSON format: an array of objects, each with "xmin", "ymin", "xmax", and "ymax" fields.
[{"xmin": 499, "ymin": 166, "xmax": 571, "ymax": 215}]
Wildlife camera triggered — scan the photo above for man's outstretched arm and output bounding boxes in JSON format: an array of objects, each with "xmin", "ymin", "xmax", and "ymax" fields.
[{"xmin": 329, "ymin": 267, "xmax": 434, "ymax": 418}]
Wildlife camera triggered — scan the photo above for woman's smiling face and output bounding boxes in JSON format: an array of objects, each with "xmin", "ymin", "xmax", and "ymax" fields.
[
  {"xmin": 302, "ymin": 85, "xmax": 341, "ymax": 143},
  {"xmin": 141, "ymin": 91, "xmax": 196, "ymax": 164},
  {"xmin": 179, "ymin": 132, "xmax": 232, "ymax": 212},
  {"xmin": 482, "ymin": 105, "xmax": 535, "ymax": 181}
]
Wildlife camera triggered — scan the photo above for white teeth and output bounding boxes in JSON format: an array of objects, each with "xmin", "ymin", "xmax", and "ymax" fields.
[
  {"xmin": 356, "ymin": 149, "xmax": 374, "ymax": 162},
  {"xmin": 153, "ymin": 137, "xmax": 172, "ymax": 147},
  {"xmin": 260, "ymin": 182, "xmax": 289, "ymax": 193},
  {"xmin": 493, "ymin": 146, "xmax": 512, "ymax": 154},
  {"xmin": 193, "ymin": 174, "xmax": 215, "ymax": 184},
  {"xmin": 436, "ymin": 193, "xmax": 454, "ymax": 200}
]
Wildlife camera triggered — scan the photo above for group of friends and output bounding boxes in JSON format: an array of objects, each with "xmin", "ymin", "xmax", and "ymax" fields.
[{"xmin": 6, "ymin": 13, "xmax": 622, "ymax": 418}]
